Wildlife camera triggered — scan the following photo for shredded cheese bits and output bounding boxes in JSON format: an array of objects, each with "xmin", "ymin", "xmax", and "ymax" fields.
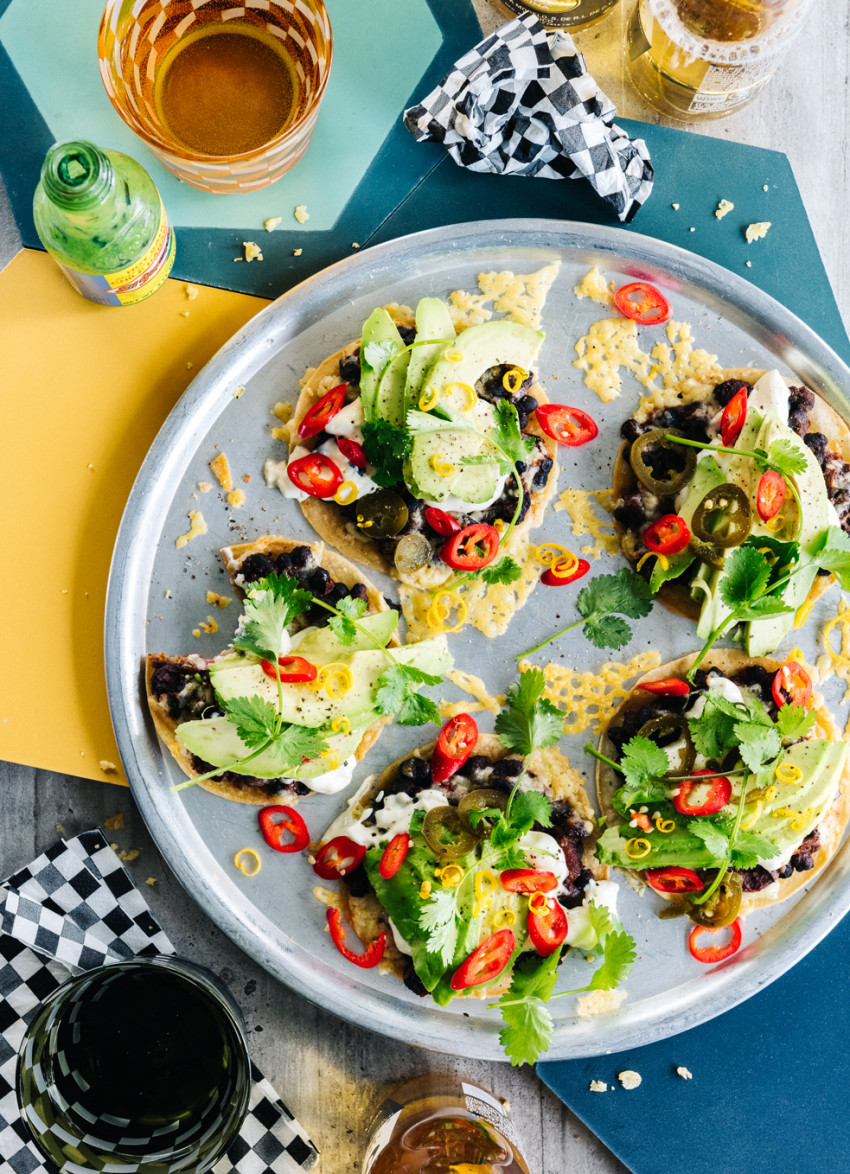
[
  {"xmin": 234, "ymin": 848, "xmax": 261, "ymax": 877},
  {"xmin": 448, "ymin": 262, "xmax": 560, "ymax": 329},
  {"xmin": 210, "ymin": 452, "xmax": 233, "ymax": 492},
  {"xmin": 272, "ymin": 401, "xmax": 293, "ymax": 423},
  {"xmin": 175, "ymin": 511, "xmax": 207, "ymax": 549},
  {"xmin": 525, "ymin": 651, "xmax": 662, "ymax": 736},
  {"xmin": 226, "ymin": 488, "xmax": 245, "ymax": 508},
  {"xmin": 206, "ymin": 590, "xmax": 232, "ymax": 609},
  {"xmin": 426, "ymin": 591, "xmax": 467, "ymax": 633},
  {"xmin": 554, "ymin": 488, "xmax": 619, "ymax": 558},
  {"xmin": 440, "ymin": 670, "xmax": 505, "ymax": 720},
  {"xmin": 817, "ymin": 595, "xmax": 850, "ymax": 702},
  {"xmin": 573, "ymin": 267, "xmax": 614, "ymax": 307}
]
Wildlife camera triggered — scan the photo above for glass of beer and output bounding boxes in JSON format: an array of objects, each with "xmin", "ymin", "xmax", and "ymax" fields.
[
  {"xmin": 98, "ymin": 0, "xmax": 333, "ymax": 194},
  {"xmin": 626, "ymin": 0, "xmax": 815, "ymax": 120},
  {"xmin": 16, "ymin": 956, "xmax": 251, "ymax": 1173},
  {"xmin": 492, "ymin": 0, "xmax": 621, "ymax": 31}
]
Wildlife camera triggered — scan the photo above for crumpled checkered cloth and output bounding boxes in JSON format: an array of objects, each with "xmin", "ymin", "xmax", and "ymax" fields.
[
  {"xmin": 404, "ymin": 13, "xmax": 654, "ymax": 223},
  {"xmin": 0, "ymin": 829, "xmax": 318, "ymax": 1174}
]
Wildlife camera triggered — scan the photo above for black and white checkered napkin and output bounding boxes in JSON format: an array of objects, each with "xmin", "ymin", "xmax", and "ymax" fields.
[
  {"xmin": 404, "ymin": 13, "xmax": 654, "ymax": 223},
  {"xmin": 0, "ymin": 829, "xmax": 318, "ymax": 1174}
]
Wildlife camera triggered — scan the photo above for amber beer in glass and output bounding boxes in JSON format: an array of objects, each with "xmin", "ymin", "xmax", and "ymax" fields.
[
  {"xmin": 626, "ymin": 0, "xmax": 814, "ymax": 120},
  {"xmin": 362, "ymin": 1076, "xmax": 531, "ymax": 1174}
]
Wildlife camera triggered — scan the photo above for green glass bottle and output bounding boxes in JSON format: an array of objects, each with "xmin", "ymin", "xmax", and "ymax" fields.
[{"xmin": 33, "ymin": 139, "xmax": 175, "ymax": 306}]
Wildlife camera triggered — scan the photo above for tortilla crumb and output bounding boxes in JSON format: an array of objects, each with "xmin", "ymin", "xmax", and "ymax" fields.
[
  {"xmin": 210, "ymin": 452, "xmax": 233, "ymax": 491},
  {"xmin": 264, "ymin": 216, "xmax": 282, "ymax": 232},
  {"xmin": 242, "ymin": 241, "xmax": 263, "ymax": 262},
  {"xmin": 242, "ymin": 473, "xmax": 252, "ymax": 483},
  {"xmin": 198, "ymin": 615, "xmax": 218, "ymax": 634},
  {"xmin": 618, "ymin": 1070, "xmax": 642, "ymax": 1090},
  {"xmin": 185, "ymin": 284, "xmax": 199, "ymax": 300},
  {"xmin": 589, "ymin": 1080, "xmax": 608, "ymax": 1092},
  {"xmin": 176, "ymin": 511, "xmax": 207, "ymax": 549},
  {"xmin": 99, "ymin": 760, "xmax": 119, "ymax": 774},
  {"xmin": 118, "ymin": 849, "xmax": 140, "ymax": 863},
  {"xmin": 146, "ymin": 877, "xmax": 158, "ymax": 886},
  {"xmin": 294, "ymin": 204, "xmax": 310, "ymax": 223},
  {"xmin": 233, "ymin": 385, "xmax": 246, "ymax": 399},
  {"xmin": 745, "ymin": 221, "xmax": 771, "ymax": 243},
  {"xmin": 714, "ymin": 199, "xmax": 734, "ymax": 219},
  {"xmin": 206, "ymin": 590, "xmax": 232, "ymax": 609},
  {"xmin": 104, "ymin": 813, "xmax": 125, "ymax": 831},
  {"xmin": 677, "ymin": 1066, "xmax": 693, "ymax": 1080},
  {"xmin": 192, "ymin": 628, "xmax": 201, "ymax": 638}
]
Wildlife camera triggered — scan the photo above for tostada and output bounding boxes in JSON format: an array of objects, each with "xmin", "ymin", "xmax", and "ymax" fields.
[
  {"xmin": 593, "ymin": 650, "xmax": 850, "ymax": 957},
  {"xmin": 146, "ymin": 538, "xmax": 451, "ymax": 805},
  {"xmin": 611, "ymin": 368, "xmax": 850, "ymax": 658},
  {"xmin": 263, "ymin": 295, "xmax": 591, "ymax": 591}
]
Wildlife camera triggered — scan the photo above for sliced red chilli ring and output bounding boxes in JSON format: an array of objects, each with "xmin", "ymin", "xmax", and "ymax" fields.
[
  {"xmin": 297, "ymin": 384, "xmax": 347, "ymax": 439},
  {"xmin": 287, "ymin": 453, "xmax": 344, "ymax": 498},
  {"xmin": 425, "ymin": 506, "xmax": 462, "ymax": 537},
  {"xmin": 534, "ymin": 404, "xmax": 598, "ymax": 446},
  {"xmin": 336, "ymin": 436, "xmax": 367, "ymax": 470},
  {"xmin": 613, "ymin": 281, "xmax": 672, "ymax": 326}
]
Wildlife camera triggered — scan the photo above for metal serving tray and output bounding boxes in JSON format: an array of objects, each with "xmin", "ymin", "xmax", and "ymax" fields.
[{"xmin": 105, "ymin": 220, "xmax": 850, "ymax": 1060}]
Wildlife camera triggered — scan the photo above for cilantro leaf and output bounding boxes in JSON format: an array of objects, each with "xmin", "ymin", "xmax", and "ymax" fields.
[
  {"xmin": 495, "ymin": 668, "xmax": 563, "ymax": 756},
  {"xmin": 731, "ymin": 832, "xmax": 779, "ymax": 869},
  {"xmin": 496, "ymin": 950, "xmax": 561, "ymax": 1067},
  {"xmin": 267, "ymin": 722, "xmax": 329, "ymax": 769},
  {"xmin": 733, "ymin": 596, "xmax": 795, "ymax": 622},
  {"xmin": 583, "ymin": 614, "xmax": 632, "ymax": 650},
  {"xmin": 766, "ymin": 437, "xmax": 809, "ymax": 479},
  {"xmin": 221, "ymin": 695, "xmax": 278, "ymax": 748},
  {"xmin": 418, "ymin": 886, "xmax": 458, "ymax": 967},
  {"xmin": 326, "ymin": 594, "xmax": 369, "ymax": 644},
  {"xmin": 689, "ymin": 703, "xmax": 738, "ymax": 762},
  {"xmin": 690, "ymin": 820, "xmax": 729, "ymax": 860},
  {"xmin": 585, "ymin": 927, "xmax": 636, "ymax": 992},
  {"xmin": 577, "ymin": 569, "xmax": 654, "ymax": 623},
  {"xmin": 719, "ymin": 546, "xmax": 772, "ymax": 611},
  {"xmin": 775, "ymin": 703, "xmax": 817, "ymax": 741},
  {"xmin": 363, "ymin": 338, "xmax": 402, "ymax": 373},
  {"xmin": 743, "ymin": 534, "xmax": 799, "ymax": 575},
  {"xmin": 813, "ymin": 525, "xmax": 850, "ymax": 589},
  {"xmin": 734, "ymin": 721, "xmax": 781, "ymax": 772},
  {"xmin": 493, "ymin": 400, "xmax": 536, "ymax": 465},
  {"xmin": 619, "ymin": 735, "xmax": 670, "ymax": 790},
  {"xmin": 511, "ymin": 789, "xmax": 553, "ymax": 831},
  {"xmin": 361, "ymin": 419, "xmax": 412, "ymax": 488},
  {"xmin": 481, "ymin": 557, "xmax": 523, "ymax": 586},
  {"xmin": 233, "ymin": 573, "xmax": 313, "ymax": 661},
  {"xmin": 374, "ymin": 664, "xmax": 442, "ymax": 726}
]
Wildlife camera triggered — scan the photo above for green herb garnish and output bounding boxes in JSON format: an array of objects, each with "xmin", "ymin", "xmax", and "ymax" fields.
[{"xmin": 517, "ymin": 569, "xmax": 654, "ymax": 660}]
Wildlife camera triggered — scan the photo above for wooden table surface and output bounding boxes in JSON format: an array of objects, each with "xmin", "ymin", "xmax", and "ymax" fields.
[{"xmin": 1, "ymin": 2, "xmax": 847, "ymax": 1171}]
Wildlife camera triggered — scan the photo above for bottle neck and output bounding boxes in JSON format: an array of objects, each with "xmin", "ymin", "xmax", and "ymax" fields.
[{"xmin": 40, "ymin": 141, "xmax": 115, "ymax": 211}]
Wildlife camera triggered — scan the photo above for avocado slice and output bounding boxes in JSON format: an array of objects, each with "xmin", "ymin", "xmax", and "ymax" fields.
[
  {"xmin": 423, "ymin": 320, "xmax": 544, "ymax": 402},
  {"xmin": 289, "ymin": 610, "xmax": 399, "ymax": 660},
  {"xmin": 407, "ymin": 429, "xmax": 501, "ymax": 505},
  {"xmin": 176, "ymin": 721, "xmax": 367, "ymax": 779},
  {"xmin": 359, "ymin": 309, "xmax": 408, "ymax": 424},
  {"xmin": 404, "ymin": 298, "xmax": 456, "ymax": 416}
]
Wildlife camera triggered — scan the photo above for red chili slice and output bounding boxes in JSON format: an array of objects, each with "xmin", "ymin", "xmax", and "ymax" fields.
[
  {"xmin": 755, "ymin": 469, "xmax": 787, "ymax": 522},
  {"xmin": 638, "ymin": 677, "xmax": 691, "ymax": 697},
  {"xmin": 312, "ymin": 836, "xmax": 367, "ymax": 881},
  {"xmin": 613, "ymin": 281, "xmax": 672, "ymax": 326},
  {"xmin": 287, "ymin": 453, "xmax": 343, "ymax": 498},
  {"xmin": 527, "ymin": 898, "xmax": 568, "ymax": 957},
  {"xmin": 772, "ymin": 660, "xmax": 812, "ymax": 709},
  {"xmin": 425, "ymin": 506, "xmax": 462, "ymax": 537},
  {"xmin": 500, "ymin": 869, "xmax": 558, "ymax": 894},
  {"xmin": 297, "ymin": 384, "xmax": 347, "ymax": 439},
  {"xmin": 644, "ymin": 514, "xmax": 691, "ymax": 555},
  {"xmin": 261, "ymin": 655, "xmax": 318, "ymax": 684},
  {"xmin": 450, "ymin": 928, "xmax": 515, "ymax": 990},
  {"xmin": 440, "ymin": 524, "xmax": 500, "ymax": 571},
  {"xmin": 673, "ymin": 769, "xmax": 732, "ymax": 817},
  {"xmin": 336, "ymin": 435, "xmax": 367, "ymax": 470},
  {"xmin": 431, "ymin": 714, "xmax": 478, "ymax": 784},
  {"xmin": 378, "ymin": 833, "xmax": 411, "ymax": 880},
  {"xmin": 326, "ymin": 907, "xmax": 386, "ymax": 968},
  {"xmin": 689, "ymin": 917, "xmax": 743, "ymax": 964},
  {"xmin": 534, "ymin": 404, "xmax": 599, "ymax": 447},
  {"xmin": 541, "ymin": 558, "xmax": 590, "ymax": 587},
  {"xmin": 258, "ymin": 806, "xmax": 310, "ymax": 853},
  {"xmin": 646, "ymin": 866, "xmax": 704, "ymax": 894},
  {"xmin": 720, "ymin": 386, "xmax": 748, "ymax": 447}
]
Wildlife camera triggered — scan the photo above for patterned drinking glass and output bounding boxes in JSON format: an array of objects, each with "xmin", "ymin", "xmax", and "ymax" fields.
[{"xmin": 98, "ymin": 0, "xmax": 333, "ymax": 194}]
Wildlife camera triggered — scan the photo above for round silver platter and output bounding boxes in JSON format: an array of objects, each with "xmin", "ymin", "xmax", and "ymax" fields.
[{"xmin": 105, "ymin": 220, "xmax": 850, "ymax": 1060}]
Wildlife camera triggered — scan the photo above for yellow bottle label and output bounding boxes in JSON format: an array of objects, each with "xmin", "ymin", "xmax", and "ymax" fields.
[{"xmin": 57, "ymin": 201, "xmax": 176, "ymax": 306}]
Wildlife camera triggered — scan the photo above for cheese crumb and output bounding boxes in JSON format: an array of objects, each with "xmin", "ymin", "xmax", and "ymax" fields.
[
  {"xmin": 180, "ymin": 310, "xmax": 190, "ymax": 318},
  {"xmin": 55, "ymin": 824, "xmax": 65, "ymax": 833},
  {"xmin": 714, "ymin": 199, "xmax": 734, "ymax": 219},
  {"xmin": 273, "ymin": 401, "xmax": 293, "ymax": 423},
  {"xmin": 198, "ymin": 481, "xmax": 213, "ymax": 493},
  {"xmin": 206, "ymin": 590, "xmax": 232, "ymax": 609},
  {"xmin": 293, "ymin": 248, "xmax": 303, "ymax": 256},
  {"xmin": 576, "ymin": 988, "xmax": 627, "ymax": 1018},
  {"xmin": 176, "ymin": 511, "xmax": 207, "ymax": 549},
  {"xmin": 146, "ymin": 877, "xmax": 158, "ymax": 886},
  {"xmin": 233, "ymin": 385, "xmax": 245, "ymax": 399},
  {"xmin": 99, "ymin": 760, "xmax": 118, "ymax": 773},
  {"xmin": 264, "ymin": 216, "xmax": 282, "ymax": 232},
  {"xmin": 198, "ymin": 615, "xmax": 218, "ymax": 634},
  {"xmin": 677, "ymin": 1066, "xmax": 693, "ymax": 1080},
  {"xmin": 294, "ymin": 204, "xmax": 310, "ymax": 223},
  {"xmin": 210, "ymin": 452, "xmax": 233, "ymax": 491},
  {"xmin": 186, "ymin": 362, "xmax": 194, "ymax": 369},
  {"xmin": 746, "ymin": 261, "xmax": 753, "ymax": 268},
  {"xmin": 185, "ymin": 284, "xmax": 199, "ymax": 300},
  {"xmin": 671, "ymin": 202, "xmax": 680, "ymax": 210},
  {"xmin": 242, "ymin": 473, "xmax": 252, "ymax": 483},
  {"xmin": 589, "ymin": 1080, "xmax": 608, "ymax": 1092},
  {"xmin": 618, "ymin": 1070, "xmax": 642, "ymax": 1090},
  {"xmin": 525, "ymin": 651, "xmax": 661, "ymax": 736},
  {"xmin": 763, "ymin": 184, "xmax": 769, "ymax": 192},
  {"xmin": 448, "ymin": 262, "xmax": 560, "ymax": 329},
  {"xmin": 104, "ymin": 813, "xmax": 125, "ymax": 830},
  {"xmin": 226, "ymin": 487, "xmax": 246, "ymax": 508},
  {"xmin": 243, "ymin": 241, "xmax": 264, "ymax": 262},
  {"xmin": 118, "ymin": 848, "xmax": 140, "ymax": 863},
  {"xmin": 574, "ymin": 267, "xmax": 614, "ymax": 307},
  {"xmin": 689, "ymin": 226, "xmax": 695, "ymax": 232},
  {"xmin": 554, "ymin": 488, "xmax": 618, "ymax": 558},
  {"xmin": 745, "ymin": 221, "xmax": 771, "ymax": 242},
  {"xmin": 352, "ymin": 242, "xmax": 360, "ymax": 249}
]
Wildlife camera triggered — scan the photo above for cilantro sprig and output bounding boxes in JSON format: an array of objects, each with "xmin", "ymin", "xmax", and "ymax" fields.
[{"xmin": 517, "ymin": 569, "xmax": 653, "ymax": 660}]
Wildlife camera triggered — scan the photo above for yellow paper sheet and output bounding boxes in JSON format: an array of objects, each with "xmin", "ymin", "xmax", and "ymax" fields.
[{"xmin": 0, "ymin": 249, "xmax": 265, "ymax": 784}]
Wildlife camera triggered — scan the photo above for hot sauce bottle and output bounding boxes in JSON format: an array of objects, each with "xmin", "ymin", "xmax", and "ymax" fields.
[
  {"xmin": 33, "ymin": 139, "xmax": 175, "ymax": 306},
  {"xmin": 362, "ymin": 1076, "xmax": 531, "ymax": 1174}
]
